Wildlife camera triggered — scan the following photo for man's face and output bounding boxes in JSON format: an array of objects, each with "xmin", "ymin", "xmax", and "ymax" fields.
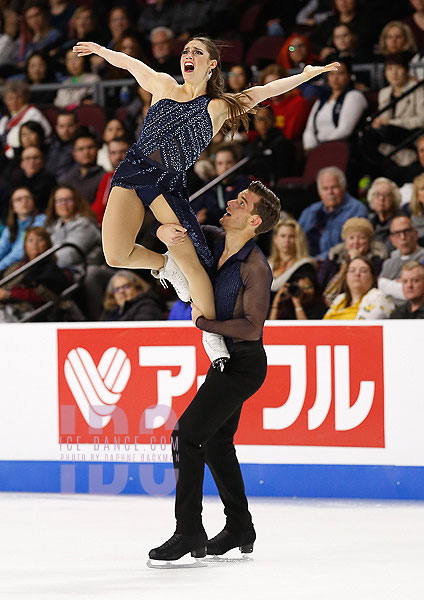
[
  {"xmin": 318, "ymin": 172, "xmax": 345, "ymax": 212},
  {"xmin": 401, "ymin": 267, "xmax": 424, "ymax": 303},
  {"xmin": 108, "ymin": 141, "xmax": 129, "ymax": 169},
  {"xmin": 220, "ymin": 188, "xmax": 261, "ymax": 231},
  {"xmin": 372, "ymin": 182, "xmax": 395, "ymax": 215},
  {"xmin": 151, "ymin": 31, "xmax": 172, "ymax": 61},
  {"xmin": 56, "ymin": 115, "xmax": 77, "ymax": 142},
  {"xmin": 73, "ymin": 137, "xmax": 97, "ymax": 166},
  {"xmin": 215, "ymin": 150, "xmax": 236, "ymax": 177},
  {"xmin": 21, "ymin": 147, "xmax": 44, "ymax": 177},
  {"xmin": 389, "ymin": 217, "xmax": 418, "ymax": 255}
]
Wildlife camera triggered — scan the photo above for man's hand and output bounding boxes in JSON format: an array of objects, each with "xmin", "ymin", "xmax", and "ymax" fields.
[
  {"xmin": 0, "ymin": 288, "xmax": 10, "ymax": 301},
  {"xmin": 191, "ymin": 302, "xmax": 203, "ymax": 325},
  {"xmin": 157, "ymin": 224, "xmax": 187, "ymax": 246}
]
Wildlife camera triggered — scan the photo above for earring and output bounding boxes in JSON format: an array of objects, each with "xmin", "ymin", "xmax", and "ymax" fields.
[{"xmin": 207, "ymin": 69, "xmax": 212, "ymax": 81}]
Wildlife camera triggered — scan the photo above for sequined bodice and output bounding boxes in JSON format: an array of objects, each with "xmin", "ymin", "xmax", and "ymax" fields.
[{"xmin": 136, "ymin": 95, "xmax": 213, "ymax": 174}]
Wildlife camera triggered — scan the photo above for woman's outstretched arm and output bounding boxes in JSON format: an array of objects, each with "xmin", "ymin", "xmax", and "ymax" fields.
[
  {"xmin": 243, "ymin": 62, "xmax": 340, "ymax": 108},
  {"xmin": 73, "ymin": 41, "xmax": 175, "ymax": 95}
]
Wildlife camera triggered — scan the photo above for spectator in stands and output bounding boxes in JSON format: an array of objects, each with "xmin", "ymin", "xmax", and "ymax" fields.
[
  {"xmin": 0, "ymin": 187, "xmax": 46, "ymax": 274},
  {"xmin": 366, "ymin": 53, "xmax": 424, "ymax": 169},
  {"xmin": 276, "ymin": 33, "xmax": 319, "ymax": 73},
  {"xmin": 405, "ymin": 173, "xmax": 424, "ymax": 239},
  {"xmin": 14, "ymin": 0, "xmax": 62, "ymax": 67},
  {"xmin": 48, "ymin": 0, "xmax": 76, "ymax": 37},
  {"xmin": 259, "ymin": 64, "xmax": 310, "ymax": 140},
  {"xmin": 97, "ymin": 119, "xmax": 126, "ymax": 172},
  {"xmin": 302, "ymin": 57, "xmax": 368, "ymax": 152},
  {"xmin": 378, "ymin": 21, "xmax": 417, "ymax": 57},
  {"xmin": 58, "ymin": 6, "xmax": 103, "ymax": 57},
  {"xmin": 10, "ymin": 145, "xmax": 56, "ymax": 212},
  {"xmin": 367, "ymin": 177, "xmax": 402, "ymax": 251},
  {"xmin": 150, "ymin": 27, "xmax": 181, "ymax": 76},
  {"xmin": 100, "ymin": 270, "xmax": 163, "ymax": 321},
  {"xmin": 0, "ymin": 81, "xmax": 52, "ymax": 159},
  {"xmin": 321, "ymin": 23, "xmax": 357, "ymax": 61},
  {"xmin": 309, "ymin": 0, "xmax": 375, "ymax": 57},
  {"xmin": 19, "ymin": 121, "xmax": 46, "ymax": 151},
  {"xmin": 390, "ymin": 260, "xmax": 424, "ymax": 318},
  {"xmin": 137, "ymin": 0, "xmax": 177, "ymax": 39},
  {"xmin": 107, "ymin": 6, "xmax": 132, "ymax": 50},
  {"xmin": 398, "ymin": 134, "xmax": 424, "ymax": 201},
  {"xmin": 54, "ymin": 49, "xmax": 100, "ymax": 109},
  {"xmin": 295, "ymin": 0, "xmax": 333, "ymax": 28},
  {"xmin": 269, "ymin": 271, "xmax": 327, "ymax": 320},
  {"xmin": 190, "ymin": 143, "xmax": 251, "ymax": 227},
  {"xmin": 299, "ymin": 166, "xmax": 368, "ymax": 259},
  {"xmin": 226, "ymin": 64, "xmax": 252, "ymax": 94},
  {"xmin": 403, "ymin": 0, "xmax": 424, "ymax": 52},
  {"xmin": 45, "ymin": 184, "xmax": 101, "ymax": 272},
  {"xmin": 45, "ymin": 110, "xmax": 78, "ymax": 179},
  {"xmin": 0, "ymin": 226, "xmax": 69, "ymax": 322},
  {"xmin": 92, "ymin": 137, "xmax": 130, "ymax": 224},
  {"xmin": 245, "ymin": 106, "xmax": 293, "ymax": 184},
  {"xmin": 318, "ymin": 216, "xmax": 387, "ymax": 305},
  {"xmin": 59, "ymin": 130, "xmax": 106, "ymax": 205},
  {"xmin": 268, "ymin": 218, "xmax": 316, "ymax": 293},
  {"xmin": 0, "ymin": 10, "xmax": 14, "ymax": 68},
  {"xmin": 378, "ymin": 215, "xmax": 424, "ymax": 303},
  {"xmin": 324, "ymin": 256, "xmax": 394, "ymax": 319},
  {"xmin": 24, "ymin": 51, "xmax": 57, "ymax": 105}
]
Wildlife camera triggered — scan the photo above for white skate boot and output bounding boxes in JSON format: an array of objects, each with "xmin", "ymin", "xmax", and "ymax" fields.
[
  {"xmin": 151, "ymin": 251, "xmax": 190, "ymax": 302},
  {"xmin": 202, "ymin": 331, "xmax": 230, "ymax": 372}
]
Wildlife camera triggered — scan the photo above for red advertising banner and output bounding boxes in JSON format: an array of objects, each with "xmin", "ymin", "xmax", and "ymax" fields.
[{"xmin": 57, "ymin": 325, "xmax": 384, "ymax": 448}]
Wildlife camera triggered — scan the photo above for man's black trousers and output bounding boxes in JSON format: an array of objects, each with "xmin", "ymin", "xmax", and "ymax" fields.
[{"xmin": 171, "ymin": 340, "xmax": 267, "ymax": 535}]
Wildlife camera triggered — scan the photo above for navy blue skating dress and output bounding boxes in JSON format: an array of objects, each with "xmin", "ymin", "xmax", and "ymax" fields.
[{"xmin": 110, "ymin": 94, "xmax": 214, "ymax": 269}]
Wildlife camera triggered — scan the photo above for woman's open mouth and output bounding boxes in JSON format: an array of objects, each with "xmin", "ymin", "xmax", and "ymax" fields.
[{"xmin": 184, "ymin": 61, "xmax": 194, "ymax": 73}]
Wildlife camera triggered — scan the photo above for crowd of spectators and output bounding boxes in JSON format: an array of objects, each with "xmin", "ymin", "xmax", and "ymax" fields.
[{"xmin": 2, "ymin": 0, "xmax": 424, "ymax": 321}]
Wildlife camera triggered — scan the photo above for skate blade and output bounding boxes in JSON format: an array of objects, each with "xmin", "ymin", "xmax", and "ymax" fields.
[
  {"xmin": 147, "ymin": 557, "xmax": 208, "ymax": 569},
  {"xmin": 204, "ymin": 548, "xmax": 254, "ymax": 563}
]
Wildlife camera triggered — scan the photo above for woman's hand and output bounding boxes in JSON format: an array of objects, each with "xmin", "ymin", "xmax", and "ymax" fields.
[
  {"xmin": 73, "ymin": 41, "xmax": 104, "ymax": 57},
  {"xmin": 303, "ymin": 62, "xmax": 340, "ymax": 77},
  {"xmin": 157, "ymin": 224, "xmax": 187, "ymax": 247}
]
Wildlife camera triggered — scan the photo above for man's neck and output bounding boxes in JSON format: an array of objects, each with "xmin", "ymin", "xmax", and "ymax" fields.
[{"xmin": 220, "ymin": 230, "xmax": 254, "ymax": 262}]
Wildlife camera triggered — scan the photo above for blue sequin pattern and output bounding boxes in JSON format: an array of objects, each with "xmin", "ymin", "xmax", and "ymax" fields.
[{"xmin": 110, "ymin": 95, "xmax": 214, "ymax": 268}]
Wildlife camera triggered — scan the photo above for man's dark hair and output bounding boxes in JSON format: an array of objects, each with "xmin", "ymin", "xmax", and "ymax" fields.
[
  {"xmin": 108, "ymin": 135, "xmax": 130, "ymax": 146},
  {"xmin": 384, "ymin": 52, "xmax": 410, "ymax": 69},
  {"xmin": 248, "ymin": 180, "xmax": 281, "ymax": 234},
  {"xmin": 72, "ymin": 127, "xmax": 98, "ymax": 147},
  {"xmin": 56, "ymin": 109, "xmax": 78, "ymax": 124}
]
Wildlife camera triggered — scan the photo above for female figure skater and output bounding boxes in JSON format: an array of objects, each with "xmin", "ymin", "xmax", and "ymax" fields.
[{"xmin": 73, "ymin": 37, "xmax": 338, "ymax": 366}]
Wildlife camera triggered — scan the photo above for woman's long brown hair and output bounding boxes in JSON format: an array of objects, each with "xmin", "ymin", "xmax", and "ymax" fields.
[
  {"xmin": 6, "ymin": 187, "xmax": 37, "ymax": 243},
  {"xmin": 45, "ymin": 185, "xmax": 97, "ymax": 226},
  {"xmin": 191, "ymin": 36, "xmax": 253, "ymax": 137}
]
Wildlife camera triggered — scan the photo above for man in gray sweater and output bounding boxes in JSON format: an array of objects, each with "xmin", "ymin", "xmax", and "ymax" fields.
[{"xmin": 378, "ymin": 216, "xmax": 424, "ymax": 304}]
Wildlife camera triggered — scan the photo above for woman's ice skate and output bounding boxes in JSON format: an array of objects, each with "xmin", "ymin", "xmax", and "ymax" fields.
[
  {"xmin": 202, "ymin": 331, "xmax": 230, "ymax": 371},
  {"xmin": 151, "ymin": 251, "xmax": 191, "ymax": 302}
]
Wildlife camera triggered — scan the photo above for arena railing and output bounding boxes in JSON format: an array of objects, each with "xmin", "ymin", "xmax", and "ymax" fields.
[{"xmin": 0, "ymin": 242, "xmax": 87, "ymax": 323}]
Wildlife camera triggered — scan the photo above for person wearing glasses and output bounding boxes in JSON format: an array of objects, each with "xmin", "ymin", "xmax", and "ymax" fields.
[
  {"xmin": 100, "ymin": 270, "xmax": 163, "ymax": 321},
  {"xmin": 378, "ymin": 215, "xmax": 424, "ymax": 304},
  {"xmin": 324, "ymin": 256, "xmax": 394, "ymax": 319}
]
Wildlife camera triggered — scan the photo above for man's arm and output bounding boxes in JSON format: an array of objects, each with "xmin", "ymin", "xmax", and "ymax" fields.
[{"xmin": 195, "ymin": 254, "xmax": 272, "ymax": 341}]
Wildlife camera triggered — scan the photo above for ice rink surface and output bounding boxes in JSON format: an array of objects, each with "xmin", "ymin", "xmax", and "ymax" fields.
[{"xmin": 0, "ymin": 492, "xmax": 423, "ymax": 600}]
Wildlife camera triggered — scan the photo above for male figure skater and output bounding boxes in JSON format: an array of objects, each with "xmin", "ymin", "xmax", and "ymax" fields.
[{"xmin": 148, "ymin": 181, "xmax": 281, "ymax": 565}]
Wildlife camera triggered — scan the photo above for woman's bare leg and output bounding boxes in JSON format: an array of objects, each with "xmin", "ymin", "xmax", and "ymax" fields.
[
  {"xmin": 150, "ymin": 195, "xmax": 216, "ymax": 319},
  {"xmin": 102, "ymin": 187, "xmax": 164, "ymax": 270}
]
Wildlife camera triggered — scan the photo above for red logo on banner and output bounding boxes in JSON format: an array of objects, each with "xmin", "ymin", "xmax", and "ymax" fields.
[{"xmin": 57, "ymin": 325, "xmax": 384, "ymax": 448}]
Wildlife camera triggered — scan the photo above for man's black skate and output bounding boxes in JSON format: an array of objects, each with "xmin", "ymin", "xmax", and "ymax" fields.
[
  {"xmin": 206, "ymin": 527, "xmax": 256, "ymax": 557},
  {"xmin": 147, "ymin": 532, "xmax": 207, "ymax": 568}
]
